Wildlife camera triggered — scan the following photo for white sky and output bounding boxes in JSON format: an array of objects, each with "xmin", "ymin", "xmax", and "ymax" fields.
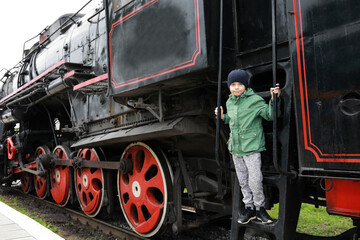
[{"xmin": 0, "ymin": 0, "xmax": 101, "ymax": 78}]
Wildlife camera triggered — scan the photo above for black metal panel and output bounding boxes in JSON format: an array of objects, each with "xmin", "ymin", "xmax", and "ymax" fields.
[
  {"xmin": 233, "ymin": 0, "xmax": 288, "ymax": 53},
  {"xmin": 107, "ymin": 0, "xmax": 210, "ymax": 95},
  {"xmin": 287, "ymin": 0, "xmax": 360, "ymax": 174}
]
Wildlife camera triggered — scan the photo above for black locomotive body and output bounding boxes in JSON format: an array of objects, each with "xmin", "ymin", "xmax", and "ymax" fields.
[{"xmin": 0, "ymin": 0, "xmax": 359, "ymax": 239}]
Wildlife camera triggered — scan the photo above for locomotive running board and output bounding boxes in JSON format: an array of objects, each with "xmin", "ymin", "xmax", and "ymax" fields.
[
  {"xmin": 0, "ymin": 60, "xmax": 66, "ymax": 105},
  {"xmin": 71, "ymin": 117, "xmax": 208, "ymax": 148}
]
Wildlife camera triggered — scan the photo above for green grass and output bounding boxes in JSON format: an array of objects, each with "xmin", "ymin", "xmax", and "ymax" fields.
[
  {"xmin": 0, "ymin": 195, "xmax": 58, "ymax": 233},
  {"xmin": 268, "ymin": 203, "xmax": 353, "ymax": 236}
]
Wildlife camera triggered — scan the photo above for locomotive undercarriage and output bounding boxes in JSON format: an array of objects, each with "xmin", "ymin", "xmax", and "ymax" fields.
[
  {"xmin": 2, "ymin": 132, "xmax": 232, "ymax": 237},
  {"xmin": 0, "ymin": 69, "xmax": 235, "ymax": 237}
]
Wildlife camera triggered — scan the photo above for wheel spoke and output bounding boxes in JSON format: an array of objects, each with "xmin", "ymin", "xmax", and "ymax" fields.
[
  {"xmin": 140, "ymin": 151, "xmax": 153, "ymax": 175},
  {"xmin": 83, "ymin": 191, "xmax": 100, "ymax": 213},
  {"xmin": 90, "ymin": 169, "xmax": 102, "ymax": 181},
  {"xmin": 134, "ymin": 208, "xmax": 162, "ymax": 234},
  {"xmin": 77, "ymin": 184, "xmax": 86, "ymax": 205},
  {"xmin": 144, "ymin": 171, "xmax": 164, "ymax": 190},
  {"xmin": 137, "ymin": 204, "xmax": 146, "ymax": 224},
  {"xmin": 89, "ymin": 149, "xmax": 98, "ymax": 161},
  {"xmin": 143, "ymin": 198, "xmax": 161, "ymax": 215},
  {"xmin": 75, "ymin": 171, "xmax": 82, "ymax": 183},
  {"xmin": 120, "ymin": 178, "xmax": 131, "ymax": 189},
  {"xmin": 123, "ymin": 199, "xmax": 139, "ymax": 225},
  {"xmin": 87, "ymin": 175, "xmax": 102, "ymax": 199}
]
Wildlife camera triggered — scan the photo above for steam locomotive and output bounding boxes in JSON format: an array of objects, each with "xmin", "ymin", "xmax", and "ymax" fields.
[{"xmin": 0, "ymin": 0, "xmax": 359, "ymax": 239}]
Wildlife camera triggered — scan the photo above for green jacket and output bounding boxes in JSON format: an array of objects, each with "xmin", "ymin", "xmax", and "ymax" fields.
[{"xmin": 223, "ymin": 88, "xmax": 280, "ymax": 157}]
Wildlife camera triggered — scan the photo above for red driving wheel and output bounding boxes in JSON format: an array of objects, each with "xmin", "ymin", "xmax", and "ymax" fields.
[
  {"xmin": 75, "ymin": 148, "xmax": 105, "ymax": 217},
  {"xmin": 50, "ymin": 145, "xmax": 71, "ymax": 206},
  {"xmin": 118, "ymin": 142, "xmax": 172, "ymax": 237},
  {"xmin": 7, "ymin": 136, "xmax": 16, "ymax": 160},
  {"xmin": 20, "ymin": 172, "xmax": 32, "ymax": 193},
  {"xmin": 33, "ymin": 146, "xmax": 51, "ymax": 199}
]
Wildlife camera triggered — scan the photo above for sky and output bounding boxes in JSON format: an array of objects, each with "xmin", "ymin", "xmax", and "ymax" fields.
[{"xmin": 0, "ymin": 0, "xmax": 101, "ymax": 78}]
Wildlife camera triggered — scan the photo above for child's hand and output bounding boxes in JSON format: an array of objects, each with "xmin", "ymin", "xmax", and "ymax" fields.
[
  {"xmin": 270, "ymin": 83, "xmax": 281, "ymax": 99},
  {"xmin": 214, "ymin": 106, "xmax": 224, "ymax": 120}
]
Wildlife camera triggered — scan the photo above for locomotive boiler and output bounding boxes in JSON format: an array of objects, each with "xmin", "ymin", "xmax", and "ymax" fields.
[{"xmin": 0, "ymin": 0, "xmax": 359, "ymax": 239}]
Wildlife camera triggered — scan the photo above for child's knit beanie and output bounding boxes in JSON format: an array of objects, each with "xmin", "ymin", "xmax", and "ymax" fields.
[{"xmin": 227, "ymin": 69, "xmax": 249, "ymax": 89}]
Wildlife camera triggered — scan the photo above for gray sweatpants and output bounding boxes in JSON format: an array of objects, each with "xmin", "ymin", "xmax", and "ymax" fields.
[{"xmin": 232, "ymin": 152, "xmax": 265, "ymax": 210}]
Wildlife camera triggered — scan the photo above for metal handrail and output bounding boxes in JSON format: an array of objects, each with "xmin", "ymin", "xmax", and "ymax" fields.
[{"xmin": 271, "ymin": 0, "xmax": 297, "ymax": 178}]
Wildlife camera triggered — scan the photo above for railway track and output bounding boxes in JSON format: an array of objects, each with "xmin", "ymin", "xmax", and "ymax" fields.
[
  {"xmin": 1, "ymin": 184, "xmax": 232, "ymax": 240},
  {"xmin": 44, "ymin": 201, "xmax": 147, "ymax": 240},
  {"xmin": 0, "ymin": 185, "xmax": 147, "ymax": 240}
]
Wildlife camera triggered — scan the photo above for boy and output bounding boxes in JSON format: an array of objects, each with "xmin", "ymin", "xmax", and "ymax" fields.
[{"xmin": 215, "ymin": 69, "xmax": 280, "ymax": 224}]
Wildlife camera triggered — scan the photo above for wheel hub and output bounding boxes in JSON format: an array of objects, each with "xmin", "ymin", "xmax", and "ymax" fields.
[
  {"xmin": 82, "ymin": 174, "xmax": 88, "ymax": 188},
  {"xmin": 132, "ymin": 181, "xmax": 141, "ymax": 198},
  {"xmin": 55, "ymin": 169, "xmax": 61, "ymax": 183}
]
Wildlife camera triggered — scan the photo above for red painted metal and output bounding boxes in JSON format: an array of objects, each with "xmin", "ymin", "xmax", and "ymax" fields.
[
  {"xmin": 13, "ymin": 168, "xmax": 22, "ymax": 174},
  {"xmin": 325, "ymin": 179, "xmax": 360, "ymax": 217},
  {"xmin": 64, "ymin": 70, "xmax": 75, "ymax": 79},
  {"xmin": 24, "ymin": 162, "xmax": 37, "ymax": 169},
  {"xmin": 119, "ymin": 145, "xmax": 165, "ymax": 234},
  {"xmin": 50, "ymin": 146, "xmax": 71, "ymax": 206},
  {"xmin": 7, "ymin": 136, "xmax": 16, "ymax": 160},
  {"xmin": 75, "ymin": 148, "xmax": 104, "ymax": 216},
  {"xmin": 73, "ymin": 73, "xmax": 108, "ymax": 91},
  {"xmin": 40, "ymin": 34, "xmax": 48, "ymax": 43},
  {"xmin": 33, "ymin": 146, "xmax": 50, "ymax": 199},
  {"xmin": 20, "ymin": 172, "xmax": 31, "ymax": 193}
]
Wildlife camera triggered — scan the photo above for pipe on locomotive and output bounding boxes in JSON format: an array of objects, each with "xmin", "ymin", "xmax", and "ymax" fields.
[
  {"xmin": 22, "ymin": 0, "xmax": 94, "ymax": 62},
  {"xmin": 215, "ymin": 0, "xmax": 234, "ymax": 172},
  {"xmin": 215, "ymin": 0, "xmax": 224, "ymax": 169},
  {"xmin": 104, "ymin": 0, "xmax": 112, "ymax": 97}
]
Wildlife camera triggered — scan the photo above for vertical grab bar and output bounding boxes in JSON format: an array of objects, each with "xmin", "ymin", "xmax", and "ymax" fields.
[
  {"xmin": 215, "ymin": 0, "xmax": 224, "ymax": 169},
  {"xmin": 272, "ymin": 0, "xmax": 296, "ymax": 178}
]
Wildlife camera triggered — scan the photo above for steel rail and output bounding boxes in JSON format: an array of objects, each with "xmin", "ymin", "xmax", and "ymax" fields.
[{"xmin": 1, "ymin": 186, "xmax": 147, "ymax": 240}]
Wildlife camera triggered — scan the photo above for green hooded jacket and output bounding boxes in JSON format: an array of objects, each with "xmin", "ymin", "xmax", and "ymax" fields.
[{"xmin": 223, "ymin": 88, "xmax": 280, "ymax": 157}]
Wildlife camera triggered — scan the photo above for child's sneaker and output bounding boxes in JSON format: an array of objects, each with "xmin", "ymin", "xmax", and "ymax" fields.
[
  {"xmin": 256, "ymin": 207, "xmax": 273, "ymax": 224},
  {"xmin": 237, "ymin": 207, "xmax": 256, "ymax": 224}
]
